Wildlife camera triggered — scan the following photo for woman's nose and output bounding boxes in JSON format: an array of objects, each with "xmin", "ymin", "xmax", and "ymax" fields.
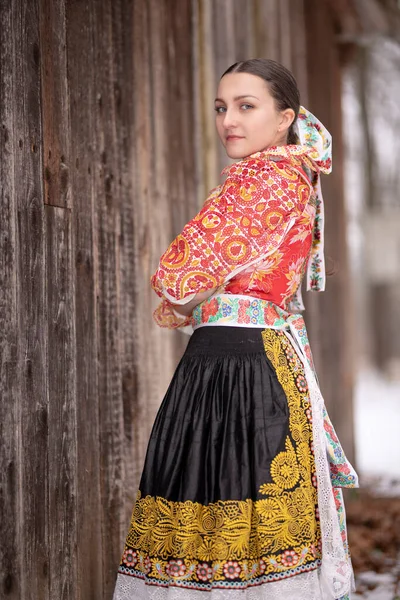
[{"xmin": 222, "ymin": 109, "xmax": 237, "ymax": 129}]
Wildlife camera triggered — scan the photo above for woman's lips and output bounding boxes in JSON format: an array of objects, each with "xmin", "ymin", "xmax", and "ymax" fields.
[{"xmin": 226, "ymin": 135, "xmax": 244, "ymax": 142}]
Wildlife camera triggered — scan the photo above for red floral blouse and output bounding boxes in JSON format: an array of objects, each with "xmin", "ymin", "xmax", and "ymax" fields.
[{"xmin": 151, "ymin": 146, "xmax": 325, "ymax": 329}]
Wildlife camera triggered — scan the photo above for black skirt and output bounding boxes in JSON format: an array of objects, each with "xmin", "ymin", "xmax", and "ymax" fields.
[{"xmin": 114, "ymin": 326, "xmax": 322, "ymax": 598}]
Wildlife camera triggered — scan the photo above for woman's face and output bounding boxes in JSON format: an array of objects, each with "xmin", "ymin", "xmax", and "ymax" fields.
[{"xmin": 215, "ymin": 72, "xmax": 295, "ymax": 159}]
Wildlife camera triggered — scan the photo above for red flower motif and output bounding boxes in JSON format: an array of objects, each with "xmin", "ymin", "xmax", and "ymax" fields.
[
  {"xmin": 197, "ymin": 562, "xmax": 213, "ymax": 582},
  {"xmin": 281, "ymin": 550, "xmax": 299, "ymax": 567},
  {"xmin": 200, "ymin": 256, "xmax": 214, "ymax": 269},
  {"xmin": 310, "ymin": 277, "xmax": 320, "ymax": 288},
  {"xmin": 259, "ymin": 559, "xmax": 266, "ymax": 574},
  {"xmin": 280, "ymin": 178, "xmax": 289, "ymax": 189},
  {"xmin": 238, "ymin": 302, "xmax": 251, "ymax": 323},
  {"xmin": 264, "ymin": 199, "xmax": 281, "ymax": 213},
  {"xmin": 264, "ymin": 305, "xmax": 279, "ymax": 323},
  {"xmin": 285, "ymin": 347, "xmax": 297, "ymax": 365},
  {"xmin": 166, "ymin": 559, "xmax": 186, "ymax": 578},
  {"xmin": 331, "ymin": 463, "xmax": 350, "ymax": 475},
  {"xmin": 324, "ymin": 421, "xmax": 338, "ymax": 443},
  {"xmin": 201, "ymin": 298, "xmax": 219, "ymax": 321},
  {"xmin": 223, "ymin": 560, "xmax": 241, "ymax": 580},
  {"xmin": 122, "ymin": 548, "xmax": 138, "ymax": 567},
  {"xmin": 296, "ymin": 374, "xmax": 308, "ymax": 393},
  {"xmin": 144, "ymin": 556, "xmax": 152, "ymax": 574}
]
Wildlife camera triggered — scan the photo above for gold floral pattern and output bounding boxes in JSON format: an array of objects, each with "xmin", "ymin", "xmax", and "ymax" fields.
[{"xmin": 118, "ymin": 330, "xmax": 321, "ymax": 589}]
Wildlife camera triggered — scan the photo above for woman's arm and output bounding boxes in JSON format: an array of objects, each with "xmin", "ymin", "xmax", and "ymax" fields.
[
  {"xmin": 151, "ymin": 160, "xmax": 311, "ymax": 328},
  {"xmin": 170, "ymin": 288, "xmax": 218, "ymax": 317}
]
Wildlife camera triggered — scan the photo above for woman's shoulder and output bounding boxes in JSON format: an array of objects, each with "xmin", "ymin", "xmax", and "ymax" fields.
[{"xmin": 221, "ymin": 148, "xmax": 313, "ymax": 191}]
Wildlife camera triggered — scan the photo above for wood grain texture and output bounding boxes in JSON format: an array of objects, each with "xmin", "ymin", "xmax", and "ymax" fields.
[
  {"xmin": 45, "ymin": 205, "xmax": 77, "ymax": 600},
  {"xmin": 289, "ymin": 0, "xmax": 309, "ymax": 105},
  {"xmin": 89, "ymin": 1, "xmax": 126, "ymax": 595},
  {"xmin": 39, "ymin": 2, "xmax": 78, "ymax": 595},
  {"xmin": 278, "ymin": 0, "xmax": 292, "ymax": 69},
  {"xmin": 0, "ymin": 1, "xmax": 20, "ymax": 597},
  {"xmin": 39, "ymin": 0, "xmax": 71, "ymax": 208},
  {"xmin": 13, "ymin": 1, "xmax": 50, "ymax": 598},
  {"xmin": 304, "ymin": 0, "xmax": 356, "ymax": 464},
  {"xmin": 97, "ymin": 0, "xmax": 139, "ymax": 587},
  {"xmin": 64, "ymin": 1, "xmax": 103, "ymax": 598},
  {"xmin": 233, "ymin": 0, "xmax": 255, "ymax": 60},
  {"xmin": 259, "ymin": 0, "xmax": 280, "ymax": 60},
  {"xmin": 195, "ymin": 0, "xmax": 220, "ymax": 196}
]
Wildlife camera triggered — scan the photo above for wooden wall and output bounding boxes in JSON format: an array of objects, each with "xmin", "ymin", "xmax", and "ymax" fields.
[
  {"xmin": 1, "ymin": 1, "xmax": 196, "ymax": 598},
  {"xmin": 0, "ymin": 1, "xmax": 355, "ymax": 599}
]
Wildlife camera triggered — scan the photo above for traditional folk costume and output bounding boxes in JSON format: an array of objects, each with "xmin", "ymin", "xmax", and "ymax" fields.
[{"xmin": 113, "ymin": 108, "xmax": 358, "ymax": 600}]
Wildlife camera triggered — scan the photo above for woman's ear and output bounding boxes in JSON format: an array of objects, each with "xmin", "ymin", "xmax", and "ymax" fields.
[{"xmin": 280, "ymin": 108, "xmax": 295, "ymax": 131}]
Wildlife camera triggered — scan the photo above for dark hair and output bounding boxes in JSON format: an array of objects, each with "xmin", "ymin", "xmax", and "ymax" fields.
[{"xmin": 221, "ymin": 59, "xmax": 300, "ymax": 145}]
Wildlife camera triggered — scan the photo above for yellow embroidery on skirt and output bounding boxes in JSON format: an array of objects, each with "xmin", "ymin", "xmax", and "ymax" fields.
[{"xmin": 122, "ymin": 330, "xmax": 321, "ymax": 583}]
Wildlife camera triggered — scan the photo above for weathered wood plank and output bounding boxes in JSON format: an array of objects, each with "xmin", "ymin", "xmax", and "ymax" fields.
[
  {"xmin": 162, "ymin": 0, "xmax": 199, "ymax": 356},
  {"xmin": 147, "ymin": 0, "xmax": 181, "ymax": 403},
  {"xmin": 212, "ymin": 0, "xmax": 237, "ymax": 171},
  {"xmin": 13, "ymin": 0, "xmax": 49, "ymax": 597},
  {"xmin": 39, "ymin": 0, "xmax": 71, "ymax": 208},
  {"xmin": 90, "ymin": 0, "xmax": 126, "ymax": 595},
  {"xmin": 165, "ymin": 0, "xmax": 198, "ymax": 227},
  {"xmin": 124, "ymin": 0, "xmax": 154, "ymax": 507},
  {"xmin": 304, "ymin": 0, "xmax": 356, "ymax": 465},
  {"xmin": 213, "ymin": 0, "xmax": 236, "ymax": 76},
  {"xmin": 289, "ymin": 0, "xmax": 309, "ymax": 105},
  {"xmin": 129, "ymin": 0, "xmax": 159, "ymax": 493},
  {"xmin": 194, "ymin": 0, "xmax": 220, "ymax": 196},
  {"xmin": 279, "ymin": 0, "xmax": 292, "ymax": 68},
  {"xmin": 0, "ymin": 1, "xmax": 21, "ymax": 598},
  {"xmin": 39, "ymin": 1, "xmax": 78, "ymax": 596},
  {"xmin": 64, "ymin": 1, "xmax": 103, "ymax": 598},
  {"xmin": 233, "ymin": 0, "xmax": 255, "ymax": 60},
  {"xmin": 164, "ymin": 0, "xmax": 200, "ymax": 371},
  {"xmin": 257, "ymin": 0, "xmax": 280, "ymax": 60},
  {"xmin": 45, "ymin": 205, "xmax": 78, "ymax": 600},
  {"xmin": 108, "ymin": 0, "xmax": 138, "ymax": 557}
]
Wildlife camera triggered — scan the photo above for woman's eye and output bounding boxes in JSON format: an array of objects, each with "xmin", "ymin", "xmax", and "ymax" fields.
[
  {"xmin": 241, "ymin": 103, "xmax": 253, "ymax": 111},
  {"xmin": 214, "ymin": 106, "xmax": 226, "ymax": 114}
]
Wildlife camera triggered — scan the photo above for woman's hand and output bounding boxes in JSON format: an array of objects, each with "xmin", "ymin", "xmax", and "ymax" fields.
[{"xmin": 170, "ymin": 288, "xmax": 219, "ymax": 317}]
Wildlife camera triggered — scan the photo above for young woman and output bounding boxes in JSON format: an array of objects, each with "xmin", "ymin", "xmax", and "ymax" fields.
[{"xmin": 113, "ymin": 58, "xmax": 358, "ymax": 600}]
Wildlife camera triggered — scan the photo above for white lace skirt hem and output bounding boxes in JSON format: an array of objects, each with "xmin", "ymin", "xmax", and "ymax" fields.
[{"xmin": 113, "ymin": 569, "xmax": 329, "ymax": 600}]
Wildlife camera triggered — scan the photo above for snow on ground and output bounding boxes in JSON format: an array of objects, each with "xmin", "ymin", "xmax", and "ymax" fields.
[
  {"xmin": 355, "ymin": 570, "xmax": 400, "ymax": 599},
  {"xmin": 354, "ymin": 369, "xmax": 400, "ymax": 481},
  {"xmin": 353, "ymin": 369, "xmax": 400, "ymax": 599}
]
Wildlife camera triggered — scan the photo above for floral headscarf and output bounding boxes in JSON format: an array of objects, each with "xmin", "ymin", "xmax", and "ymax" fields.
[{"xmin": 293, "ymin": 106, "xmax": 332, "ymax": 306}]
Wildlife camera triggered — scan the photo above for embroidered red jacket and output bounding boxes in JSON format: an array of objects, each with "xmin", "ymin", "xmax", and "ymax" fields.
[{"xmin": 151, "ymin": 147, "xmax": 323, "ymax": 328}]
